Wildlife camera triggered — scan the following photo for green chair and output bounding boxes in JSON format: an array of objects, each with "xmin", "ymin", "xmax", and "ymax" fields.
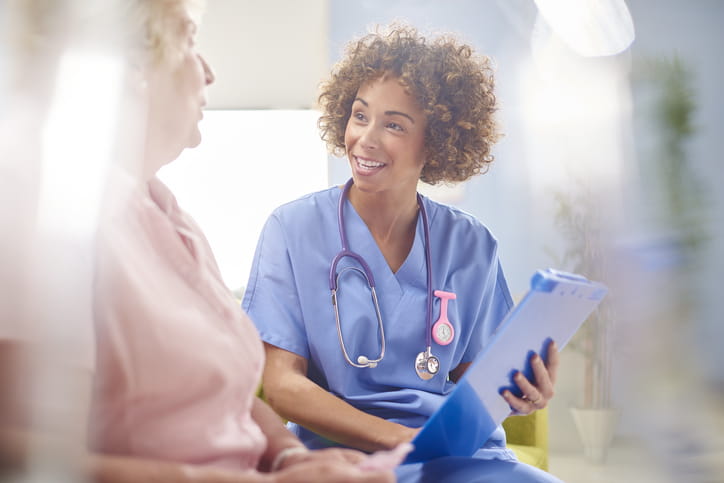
[{"xmin": 503, "ymin": 408, "xmax": 549, "ymax": 471}]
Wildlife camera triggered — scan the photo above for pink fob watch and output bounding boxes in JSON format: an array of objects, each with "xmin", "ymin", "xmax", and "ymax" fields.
[{"xmin": 432, "ymin": 290, "xmax": 456, "ymax": 345}]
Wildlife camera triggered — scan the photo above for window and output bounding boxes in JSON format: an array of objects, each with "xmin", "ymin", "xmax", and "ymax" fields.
[{"xmin": 159, "ymin": 110, "xmax": 328, "ymax": 294}]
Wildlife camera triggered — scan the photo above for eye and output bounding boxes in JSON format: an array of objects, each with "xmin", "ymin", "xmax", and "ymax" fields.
[
  {"xmin": 387, "ymin": 122, "xmax": 404, "ymax": 132},
  {"xmin": 352, "ymin": 111, "xmax": 367, "ymax": 122}
]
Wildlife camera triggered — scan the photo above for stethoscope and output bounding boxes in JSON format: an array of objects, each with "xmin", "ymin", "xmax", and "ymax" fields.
[{"xmin": 329, "ymin": 179, "xmax": 456, "ymax": 380}]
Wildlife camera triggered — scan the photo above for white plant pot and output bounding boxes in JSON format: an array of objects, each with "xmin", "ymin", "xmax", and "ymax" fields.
[{"xmin": 570, "ymin": 407, "xmax": 618, "ymax": 464}]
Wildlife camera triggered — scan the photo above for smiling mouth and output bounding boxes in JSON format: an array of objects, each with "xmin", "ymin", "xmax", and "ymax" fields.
[{"xmin": 354, "ymin": 156, "xmax": 386, "ymax": 171}]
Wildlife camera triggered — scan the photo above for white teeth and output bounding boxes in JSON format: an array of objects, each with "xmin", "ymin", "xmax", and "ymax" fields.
[{"xmin": 356, "ymin": 156, "xmax": 384, "ymax": 169}]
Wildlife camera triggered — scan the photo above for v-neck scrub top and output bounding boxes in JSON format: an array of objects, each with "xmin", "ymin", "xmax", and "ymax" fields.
[{"xmin": 244, "ymin": 185, "xmax": 517, "ymax": 455}]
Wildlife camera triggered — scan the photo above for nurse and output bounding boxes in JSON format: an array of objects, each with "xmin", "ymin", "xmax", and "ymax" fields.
[{"xmin": 244, "ymin": 24, "xmax": 562, "ymax": 482}]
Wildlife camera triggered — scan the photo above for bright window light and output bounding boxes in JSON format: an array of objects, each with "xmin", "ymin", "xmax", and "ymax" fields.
[
  {"xmin": 159, "ymin": 110, "xmax": 328, "ymax": 293},
  {"xmin": 533, "ymin": 0, "xmax": 635, "ymax": 57},
  {"xmin": 39, "ymin": 50, "xmax": 123, "ymax": 240}
]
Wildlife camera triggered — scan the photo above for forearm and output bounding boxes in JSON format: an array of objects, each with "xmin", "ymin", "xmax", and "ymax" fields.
[
  {"xmin": 1, "ymin": 428, "xmax": 273, "ymax": 483},
  {"xmin": 251, "ymin": 397, "xmax": 307, "ymax": 472},
  {"xmin": 263, "ymin": 372, "xmax": 411, "ymax": 453},
  {"xmin": 86, "ymin": 452, "xmax": 270, "ymax": 483},
  {"xmin": 449, "ymin": 361, "xmax": 471, "ymax": 383}
]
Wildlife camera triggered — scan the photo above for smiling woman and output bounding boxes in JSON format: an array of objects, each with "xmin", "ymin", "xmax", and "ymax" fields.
[
  {"xmin": 318, "ymin": 24, "xmax": 499, "ymax": 185},
  {"xmin": 245, "ymin": 23, "xmax": 564, "ymax": 483},
  {"xmin": 344, "ymin": 76, "xmax": 428, "ymax": 210}
]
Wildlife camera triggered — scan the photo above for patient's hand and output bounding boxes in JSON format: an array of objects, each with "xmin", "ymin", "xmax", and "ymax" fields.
[
  {"xmin": 272, "ymin": 462, "xmax": 393, "ymax": 482},
  {"xmin": 274, "ymin": 448, "xmax": 395, "ymax": 482},
  {"xmin": 279, "ymin": 447, "xmax": 366, "ymax": 469}
]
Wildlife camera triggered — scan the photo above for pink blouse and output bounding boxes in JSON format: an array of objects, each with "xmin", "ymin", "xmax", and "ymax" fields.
[{"xmin": 89, "ymin": 174, "xmax": 266, "ymax": 471}]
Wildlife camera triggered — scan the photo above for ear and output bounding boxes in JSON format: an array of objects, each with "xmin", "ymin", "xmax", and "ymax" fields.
[{"xmin": 126, "ymin": 51, "xmax": 151, "ymax": 95}]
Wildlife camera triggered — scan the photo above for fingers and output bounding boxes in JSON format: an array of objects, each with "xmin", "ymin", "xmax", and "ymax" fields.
[
  {"xmin": 358, "ymin": 443, "xmax": 414, "ymax": 472},
  {"xmin": 501, "ymin": 372, "xmax": 543, "ymax": 415},
  {"xmin": 303, "ymin": 448, "xmax": 367, "ymax": 465},
  {"xmin": 275, "ymin": 460, "xmax": 394, "ymax": 483},
  {"xmin": 546, "ymin": 341, "xmax": 560, "ymax": 386},
  {"xmin": 501, "ymin": 342, "xmax": 560, "ymax": 415},
  {"xmin": 335, "ymin": 448, "xmax": 367, "ymax": 464},
  {"xmin": 530, "ymin": 353, "xmax": 554, "ymax": 403},
  {"xmin": 517, "ymin": 369, "xmax": 545, "ymax": 404},
  {"xmin": 501, "ymin": 389, "xmax": 533, "ymax": 415}
]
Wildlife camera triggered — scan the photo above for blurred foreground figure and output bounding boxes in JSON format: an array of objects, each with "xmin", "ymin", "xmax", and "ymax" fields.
[
  {"xmin": 1, "ymin": 1, "xmax": 98, "ymax": 480},
  {"xmin": 1, "ymin": 1, "xmax": 395, "ymax": 481}
]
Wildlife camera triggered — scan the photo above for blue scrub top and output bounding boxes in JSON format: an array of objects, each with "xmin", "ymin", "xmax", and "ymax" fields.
[{"xmin": 244, "ymin": 185, "xmax": 515, "ymax": 458}]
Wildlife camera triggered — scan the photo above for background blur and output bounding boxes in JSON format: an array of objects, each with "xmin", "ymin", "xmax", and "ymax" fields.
[
  {"xmin": 3, "ymin": 1, "xmax": 722, "ymax": 482},
  {"xmin": 161, "ymin": 1, "xmax": 724, "ymax": 481}
]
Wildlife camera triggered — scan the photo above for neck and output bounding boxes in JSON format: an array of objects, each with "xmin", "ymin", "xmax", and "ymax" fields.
[
  {"xmin": 348, "ymin": 183, "xmax": 419, "ymax": 250},
  {"xmin": 142, "ymin": 140, "xmax": 178, "ymax": 182}
]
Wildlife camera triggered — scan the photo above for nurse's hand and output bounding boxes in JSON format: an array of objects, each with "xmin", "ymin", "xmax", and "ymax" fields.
[
  {"xmin": 388, "ymin": 423, "xmax": 420, "ymax": 447},
  {"xmin": 501, "ymin": 341, "xmax": 560, "ymax": 415}
]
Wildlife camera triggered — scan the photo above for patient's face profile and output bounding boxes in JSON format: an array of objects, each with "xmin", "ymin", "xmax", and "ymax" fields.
[{"xmin": 144, "ymin": 10, "xmax": 215, "ymax": 169}]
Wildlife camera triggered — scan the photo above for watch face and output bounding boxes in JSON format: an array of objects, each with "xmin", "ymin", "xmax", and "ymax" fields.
[
  {"xmin": 436, "ymin": 324, "xmax": 451, "ymax": 341},
  {"xmin": 432, "ymin": 320, "xmax": 454, "ymax": 346}
]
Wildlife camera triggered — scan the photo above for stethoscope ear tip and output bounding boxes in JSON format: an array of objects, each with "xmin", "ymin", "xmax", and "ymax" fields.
[{"xmin": 357, "ymin": 355, "xmax": 378, "ymax": 368}]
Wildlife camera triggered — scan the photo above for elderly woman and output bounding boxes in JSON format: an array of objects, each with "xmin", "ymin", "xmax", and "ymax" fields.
[
  {"xmin": 1, "ymin": 1, "xmax": 394, "ymax": 482},
  {"xmin": 244, "ymin": 25, "xmax": 563, "ymax": 482}
]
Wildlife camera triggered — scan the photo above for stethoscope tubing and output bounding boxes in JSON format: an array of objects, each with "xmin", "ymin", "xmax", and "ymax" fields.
[
  {"xmin": 332, "ymin": 266, "xmax": 385, "ymax": 368},
  {"xmin": 330, "ymin": 179, "xmax": 435, "ymax": 368},
  {"xmin": 418, "ymin": 188, "xmax": 433, "ymax": 349}
]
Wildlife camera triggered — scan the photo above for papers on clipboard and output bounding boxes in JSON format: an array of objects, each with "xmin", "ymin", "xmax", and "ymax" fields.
[{"xmin": 406, "ymin": 268, "xmax": 607, "ymax": 463}]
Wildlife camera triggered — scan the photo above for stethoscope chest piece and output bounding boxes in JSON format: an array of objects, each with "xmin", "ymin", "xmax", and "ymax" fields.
[{"xmin": 415, "ymin": 348, "xmax": 440, "ymax": 380}]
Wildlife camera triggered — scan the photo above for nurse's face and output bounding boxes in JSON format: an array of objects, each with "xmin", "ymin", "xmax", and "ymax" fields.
[{"xmin": 344, "ymin": 76, "xmax": 427, "ymax": 196}]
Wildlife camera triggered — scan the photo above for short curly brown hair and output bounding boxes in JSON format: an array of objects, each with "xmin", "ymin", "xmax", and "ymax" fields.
[{"xmin": 318, "ymin": 24, "xmax": 500, "ymax": 185}]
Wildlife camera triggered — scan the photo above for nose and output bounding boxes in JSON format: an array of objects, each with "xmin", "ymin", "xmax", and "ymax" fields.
[
  {"xmin": 358, "ymin": 123, "xmax": 379, "ymax": 150},
  {"xmin": 199, "ymin": 54, "xmax": 215, "ymax": 85}
]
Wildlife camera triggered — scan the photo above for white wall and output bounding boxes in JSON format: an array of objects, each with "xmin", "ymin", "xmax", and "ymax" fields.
[{"xmin": 197, "ymin": 0, "xmax": 329, "ymax": 109}]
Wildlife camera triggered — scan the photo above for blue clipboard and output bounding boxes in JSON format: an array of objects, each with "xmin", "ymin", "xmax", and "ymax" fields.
[{"xmin": 405, "ymin": 268, "xmax": 608, "ymax": 463}]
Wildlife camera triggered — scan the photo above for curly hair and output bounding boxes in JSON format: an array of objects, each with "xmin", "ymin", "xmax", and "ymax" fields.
[{"xmin": 318, "ymin": 24, "xmax": 500, "ymax": 185}]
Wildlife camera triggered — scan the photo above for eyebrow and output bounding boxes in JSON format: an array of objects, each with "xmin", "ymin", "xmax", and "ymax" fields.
[{"xmin": 354, "ymin": 97, "xmax": 416, "ymax": 124}]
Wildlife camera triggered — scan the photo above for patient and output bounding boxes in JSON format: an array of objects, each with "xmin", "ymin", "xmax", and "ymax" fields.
[{"xmin": 1, "ymin": 1, "xmax": 394, "ymax": 482}]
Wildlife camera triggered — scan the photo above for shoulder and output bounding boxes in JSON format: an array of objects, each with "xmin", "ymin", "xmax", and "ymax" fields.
[
  {"xmin": 422, "ymin": 195, "xmax": 499, "ymax": 248},
  {"xmin": 96, "ymin": 174, "xmax": 185, "ymax": 278},
  {"xmin": 98, "ymin": 174, "xmax": 169, "ymax": 243},
  {"xmin": 268, "ymin": 185, "xmax": 339, "ymax": 227},
  {"xmin": 97, "ymin": 171, "xmax": 147, "ymax": 240}
]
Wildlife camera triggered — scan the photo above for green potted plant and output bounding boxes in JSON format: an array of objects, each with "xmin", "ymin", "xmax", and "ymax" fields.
[{"xmin": 549, "ymin": 185, "xmax": 618, "ymax": 464}]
